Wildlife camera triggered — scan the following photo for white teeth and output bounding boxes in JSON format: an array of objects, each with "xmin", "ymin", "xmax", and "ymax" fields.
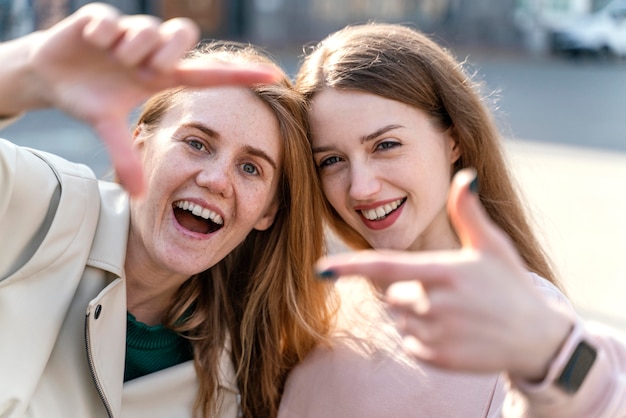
[
  {"xmin": 360, "ymin": 199, "xmax": 403, "ymax": 221},
  {"xmin": 363, "ymin": 209, "xmax": 377, "ymax": 220},
  {"xmin": 175, "ymin": 200, "xmax": 224, "ymax": 225}
]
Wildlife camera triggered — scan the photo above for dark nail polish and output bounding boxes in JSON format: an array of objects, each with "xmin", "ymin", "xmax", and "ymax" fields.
[
  {"xmin": 316, "ymin": 269, "xmax": 338, "ymax": 280},
  {"xmin": 469, "ymin": 174, "xmax": 479, "ymax": 195}
]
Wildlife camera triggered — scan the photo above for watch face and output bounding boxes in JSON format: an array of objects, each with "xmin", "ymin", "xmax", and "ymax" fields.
[{"xmin": 556, "ymin": 340, "xmax": 597, "ymax": 393}]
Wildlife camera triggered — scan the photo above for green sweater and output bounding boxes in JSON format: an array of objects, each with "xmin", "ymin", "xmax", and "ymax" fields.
[{"xmin": 124, "ymin": 312, "xmax": 193, "ymax": 382}]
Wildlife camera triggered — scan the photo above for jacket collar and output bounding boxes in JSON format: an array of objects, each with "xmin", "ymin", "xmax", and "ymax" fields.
[{"xmin": 87, "ymin": 181, "xmax": 129, "ymax": 278}]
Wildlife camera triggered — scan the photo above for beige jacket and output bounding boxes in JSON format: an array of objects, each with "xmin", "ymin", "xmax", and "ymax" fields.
[{"xmin": 0, "ymin": 138, "xmax": 239, "ymax": 418}]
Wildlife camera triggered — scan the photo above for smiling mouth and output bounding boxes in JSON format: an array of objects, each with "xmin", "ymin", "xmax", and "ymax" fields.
[
  {"xmin": 359, "ymin": 198, "xmax": 406, "ymax": 221},
  {"xmin": 173, "ymin": 200, "xmax": 224, "ymax": 234}
]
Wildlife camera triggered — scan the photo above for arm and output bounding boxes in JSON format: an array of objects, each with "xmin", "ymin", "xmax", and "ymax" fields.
[
  {"xmin": 315, "ymin": 169, "xmax": 626, "ymax": 417},
  {"xmin": 0, "ymin": 2, "xmax": 278, "ymax": 195}
]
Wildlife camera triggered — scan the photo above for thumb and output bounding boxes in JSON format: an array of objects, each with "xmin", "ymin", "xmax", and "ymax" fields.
[
  {"xmin": 447, "ymin": 168, "xmax": 519, "ymax": 263},
  {"xmin": 93, "ymin": 116, "xmax": 145, "ymax": 196}
]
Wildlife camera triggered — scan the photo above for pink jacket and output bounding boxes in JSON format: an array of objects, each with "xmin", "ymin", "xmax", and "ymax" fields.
[
  {"xmin": 280, "ymin": 342, "xmax": 506, "ymax": 417},
  {"xmin": 279, "ymin": 277, "xmax": 510, "ymax": 417},
  {"xmin": 279, "ymin": 274, "xmax": 626, "ymax": 417}
]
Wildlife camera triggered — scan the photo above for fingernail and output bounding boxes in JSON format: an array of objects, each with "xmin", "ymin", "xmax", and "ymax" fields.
[
  {"xmin": 316, "ymin": 269, "xmax": 338, "ymax": 280},
  {"xmin": 469, "ymin": 172, "xmax": 480, "ymax": 195}
]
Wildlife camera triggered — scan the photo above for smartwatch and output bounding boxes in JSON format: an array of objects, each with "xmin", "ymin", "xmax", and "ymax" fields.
[{"xmin": 555, "ymin": 339, "xmax": 597, "ymax": 393}]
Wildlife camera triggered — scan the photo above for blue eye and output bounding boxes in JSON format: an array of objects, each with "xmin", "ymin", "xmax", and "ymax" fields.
[
  {"xmin": 376, "ymin": 141, "xmax": 400, "ymax": 150},
  {"xmin": 242, "ymin": 163, "xmax": 258, "ymax": 175},
  {"xmin": 319, "ymin": 155, "xmax": 342, "ymax": 168},
  {"xmin": 187, "ymin": 139, "xmax": 206, "ymax": 151}
]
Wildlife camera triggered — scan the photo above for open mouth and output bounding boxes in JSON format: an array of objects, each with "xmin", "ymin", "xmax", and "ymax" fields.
[
  {"xmin": 359, "ymin": 198, "xmax": 406, "ymax": 221},
  {"xmin": 173, "ymin": 200, "xmax": 224, "ymax": 234}
]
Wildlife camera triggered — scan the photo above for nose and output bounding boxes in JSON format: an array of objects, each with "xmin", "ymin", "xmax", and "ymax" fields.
[
  {"xmin": 196, "ymin": 160, "xmax": 234, "ymax": 198},
  {"xmin": 348, "ymin": 162, "xmax": 381, "ymax": 201}
]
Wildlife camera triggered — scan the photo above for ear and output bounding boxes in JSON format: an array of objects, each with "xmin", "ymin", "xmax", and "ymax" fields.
[
  {"xmin": 133, "ymin": 124, "xmax": 147, "ymax": 149},
  {"xmin": 253, "ymin": 199, "xmax": 279, "ymax": 231},
  {"xmin": 447, "ymin": 131, "xmax": 461, "ymax": 165}
]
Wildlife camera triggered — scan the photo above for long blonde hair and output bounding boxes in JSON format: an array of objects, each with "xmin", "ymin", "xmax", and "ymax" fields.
[
  {"xmin": 136, "ymin": 42, "xmax": 337, "ymax": 418},
  {"xmin": 296, "ymin": 22, "xmax": 559, "ymax": 288}
]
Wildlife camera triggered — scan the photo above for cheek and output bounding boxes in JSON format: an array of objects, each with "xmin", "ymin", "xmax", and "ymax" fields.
[
  {"xmin": 241, "ymin": 181, "xmax": 276, "ymax": 215},
  {"xmin": 320, "ymin": 174, "xmax": 346, "ymax": 207},
  {"xmin": 423, "ymin": 176, "xmax": 452, "ymax": 211},
  {"xmin": 146, "ymin": 151, "xmax": 185, "ymax": 187},
  {"xmin": 129, "ymin": 198, "xmax": 156, "ymax": 243},
  {"xmin": 398, "ymin": 160, "xmax": 448, "ymax": 203}
]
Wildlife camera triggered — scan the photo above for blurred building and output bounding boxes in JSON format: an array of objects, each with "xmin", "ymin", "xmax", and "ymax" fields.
[
  {"xmin": 160, "ymin": 0, "xmax": 241, "ymax": 39},
  {"xmin": 7, "ymin": 0, "xmax": 605, "ymax": 53},
  {"xmin": 156, "ymin": 0, "xmax": 523, "ymax": 49}
]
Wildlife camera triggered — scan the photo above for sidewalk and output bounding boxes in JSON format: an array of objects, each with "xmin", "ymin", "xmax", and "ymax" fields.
[{"xmin": 505, "ymin": 139, "xmax": 626, "ymax": 333}]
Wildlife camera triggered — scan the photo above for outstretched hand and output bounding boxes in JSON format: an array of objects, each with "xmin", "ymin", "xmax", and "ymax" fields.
[
  {"xmin": 316, "ymin": 169, "xmax": 573, "ymax": 380},
  {"xmin": 17, "ymin": 3, "xmax": 279, "ymax": 195}
]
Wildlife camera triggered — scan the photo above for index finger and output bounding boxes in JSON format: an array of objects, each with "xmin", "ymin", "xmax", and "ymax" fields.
[
  {"xmin": 316, "ymin": 249, "xmax": 470, "ymax": 288},
  {"xmin": 171, "ymin": 61, "xmax": 282, "ymax": 87}
]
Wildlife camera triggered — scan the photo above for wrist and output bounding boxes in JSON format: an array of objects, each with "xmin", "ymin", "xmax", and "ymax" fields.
[
  {"xmin": 509, "ymin": 319, "xmax": 597, "ymax": 395},
  {"xmin": 0, "ymin": 31, "xmax": 49, "ymax": 116},
  {"xmin": 513, "ymin": 307, "xmax": 574, "ymax": 381}
]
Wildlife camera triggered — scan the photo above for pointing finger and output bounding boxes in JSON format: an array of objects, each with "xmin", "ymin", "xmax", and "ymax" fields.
[
  {"xmin": 315, "ymin": 249, "xmax": 465, "ymax": 288},
  {"xmin": 170, "ymin": 61, "xmax": 282, "ymax": 87}
]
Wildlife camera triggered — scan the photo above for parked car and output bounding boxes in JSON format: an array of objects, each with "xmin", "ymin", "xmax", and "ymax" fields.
[{"xmin": 549, "ymin": 0, "xmax": 626, "ymax": 57}]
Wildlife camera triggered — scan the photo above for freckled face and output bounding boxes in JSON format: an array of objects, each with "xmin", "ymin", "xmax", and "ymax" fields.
[
  {"xmin": 310, "ymin": 89, "xmax": 460, "ymax": 251},
  {"xmin": 128, "ymin": 87, "xmax": 281, "ymax": 279}
]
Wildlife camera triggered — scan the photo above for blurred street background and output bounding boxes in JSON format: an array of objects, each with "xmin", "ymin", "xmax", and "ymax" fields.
[{"xmin": 2, "ymin": 0, "xmax": 626, "ymax": 333}]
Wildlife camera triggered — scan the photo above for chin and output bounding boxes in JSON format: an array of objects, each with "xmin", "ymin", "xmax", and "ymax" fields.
[{"xmin": 366, "ymin": 238, "xmax": 408, "ymax": 251}]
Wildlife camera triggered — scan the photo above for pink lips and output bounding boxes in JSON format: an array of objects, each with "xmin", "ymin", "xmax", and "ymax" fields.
[{"xmin": 356, "ymin": 199, "xmax": 405, "ymax": 231}]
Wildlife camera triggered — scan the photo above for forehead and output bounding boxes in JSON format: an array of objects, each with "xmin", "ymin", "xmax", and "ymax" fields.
[
  {"xmin": 309, "ymin": 89, "xmax": 418, "ymax": 139},
  {"xmin": 161, "ymin": 87, "xmax": 282, "ymax": 159}
]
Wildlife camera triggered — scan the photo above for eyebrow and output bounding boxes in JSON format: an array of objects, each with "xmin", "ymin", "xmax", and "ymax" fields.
[
  {"xmin": 361, "ymin": 124, "xmax": 404, "ymax": 144},
  {"xmin": 242, "ymin": 145, "xmax": 278, "ymax": 170},
  {"xmin": 182, "ymin": 122, "xmax": 278, "ymax": 170},
  {"xmin": 181, "ymin": 122, "xmax": 219, "ymax": 139},
  {"xmin": 311, "ymin": 124, "xmax": 404, "ymax": 154}
]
